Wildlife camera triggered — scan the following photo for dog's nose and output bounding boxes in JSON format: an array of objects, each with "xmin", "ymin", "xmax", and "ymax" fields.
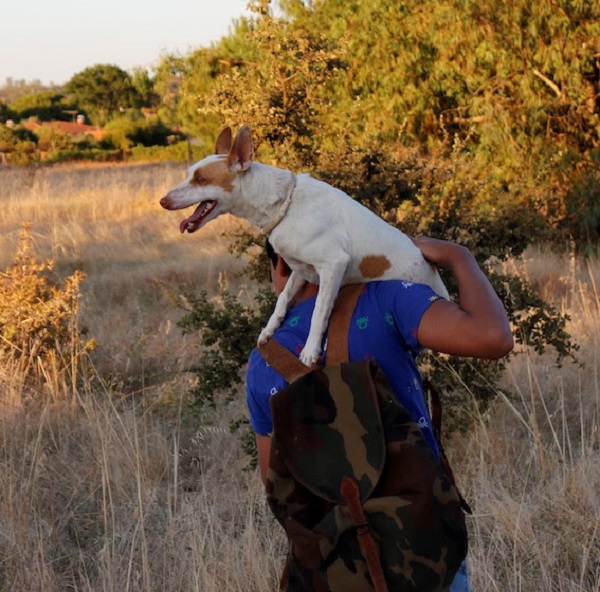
[{"xmin": 160, "ymin": 196, "xmax": 171, "ymax": 209}]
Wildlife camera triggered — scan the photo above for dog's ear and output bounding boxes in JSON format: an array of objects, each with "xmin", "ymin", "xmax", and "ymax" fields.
[
  {"xmin": 228, "ymin": 125, "xmax": 254, "ymax": 172},
  {"xmin": 215, "ymin": 127, "xmax": 232, "ymax": 154}
]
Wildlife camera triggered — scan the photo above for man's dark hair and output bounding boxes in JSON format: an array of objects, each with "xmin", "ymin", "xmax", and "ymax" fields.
[{"xmin": 265, "ymin": 238, "xmax": 292, "ymax": 274}]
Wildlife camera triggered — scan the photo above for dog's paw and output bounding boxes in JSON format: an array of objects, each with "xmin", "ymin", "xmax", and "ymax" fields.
[
  {"xmin": 299, "ymin": 346, "xmax": 320, "ymax": 367},
  {"xmin": 299, "ymin": 332, "xmax": 323, "ymax": 366},
  {"xmin": 257, "ymin": 326, "xmax": 273, "ymax": 346},
  {"xmin": 257, "ymin": 312, "xmax": 285, "ymax": 347}
]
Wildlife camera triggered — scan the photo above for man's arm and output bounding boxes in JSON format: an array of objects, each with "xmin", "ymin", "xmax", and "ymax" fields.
[
  {"xmin": 414, "ymin": 237, "xmax": 514, "ymax": 359},
  {"xmin": 256, "ymin": 434, "xmax": 271, "ymax": 484}
]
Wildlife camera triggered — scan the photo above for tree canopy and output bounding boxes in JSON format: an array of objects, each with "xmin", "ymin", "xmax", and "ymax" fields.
[
  {"xmin": 65, "ymin": 64, "xmax": 140, "ymax": 125},
  {"xmin": 162, "ymin": 0, "xmax": 598, "ymax": 245}
]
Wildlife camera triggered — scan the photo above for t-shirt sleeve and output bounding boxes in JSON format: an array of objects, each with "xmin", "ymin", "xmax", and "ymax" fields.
[
  {"xmin": 376, "ymin": 281, "xmax": 441, "ymax": 353},
  {"xmin": 246, "ymin": 348, "xmax": 287, "ymax": 436}
]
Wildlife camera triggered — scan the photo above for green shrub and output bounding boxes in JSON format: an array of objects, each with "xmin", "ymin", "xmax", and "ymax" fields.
[
  {"xmin": 103, "ymin": 115, "xmax": 184, "ymax": 151},
  {"xmin": 176, "ymin": 143, "xmax": 578, "ymax": 442},
  {"xmin": 42, "ymin": 148, "xmax": 123, "ymax": 164},
  {"xmin": 9, "ymin": 91, "xmax": 77, "ymax": 122},
  {"xmin": 0, "ymin": 225, "xmax": 95, "ymax": 387},
  {"xmin": 177, "ymin": 288, "xmax": 276, "ymax": 411},
  {"xmin": 128, "ymin": 141, "xmax": 204, "ymax": 162},
  {"xmin": 175, "ymin": 287, "xmax": 276, "ymax": 468}
]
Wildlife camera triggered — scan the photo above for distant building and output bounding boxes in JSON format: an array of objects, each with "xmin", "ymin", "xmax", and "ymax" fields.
[{"xmin": 22, "ymin": 118, "xmax": 105, "ymax": 141}]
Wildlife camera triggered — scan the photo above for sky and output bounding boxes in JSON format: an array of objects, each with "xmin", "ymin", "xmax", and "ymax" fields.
[{"xmin": 0, "ymin": 0, "xmax": 252, "ymax": 86}]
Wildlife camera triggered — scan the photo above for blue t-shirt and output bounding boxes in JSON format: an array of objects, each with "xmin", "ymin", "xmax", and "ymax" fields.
[{"xmin": 246, "ymin": 280, "xmax": 442, "ymax": 455}]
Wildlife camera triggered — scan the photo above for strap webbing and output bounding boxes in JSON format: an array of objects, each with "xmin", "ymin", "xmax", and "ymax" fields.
[
  {"xmin": 257, "ymin": 284, "xmax": 365, "ymax": 378},
  {"xmin": 340, "ymin": 476, "xmax": 389, "ymax": 592},
  {"xmin": 324, "ymin": 284, "xmax": 364, "ymax": 366}
]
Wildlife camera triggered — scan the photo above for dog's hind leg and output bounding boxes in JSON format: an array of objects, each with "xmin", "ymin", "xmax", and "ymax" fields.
[{"xmin": 258, "ymin": 271, "xmax": 306, "ymax": 346}]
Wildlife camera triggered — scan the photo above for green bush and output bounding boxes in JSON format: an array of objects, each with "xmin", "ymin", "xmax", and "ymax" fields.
[
  {"xmin": 103, "ymin": 115, "xmax": 184, "ymax": 151},
  {"xmin": 9, "ymin": 91, "xmax": 77, "ymax": 122},
  {"xmin": 128, "ymin": 141, "xmax": 204, "ymax": 162},
  {"xmin": 0, "ymin": 225, "xmax": 95, "ymax": 386},
  {"xmin": 42, "ymin": 148, "xmax": 123, "ymax": 164},
  {"xmin": 176, "ymin": 142, "xmax": 578, "ymax": 441},
  {"xmin": 177, "ymin": 288, "xmax": 276, "ymax": 411}
]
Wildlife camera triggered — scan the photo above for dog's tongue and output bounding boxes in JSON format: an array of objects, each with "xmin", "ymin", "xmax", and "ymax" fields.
[
  {"xmin": 179, "ymin": 200, "xmax": 216, "ymax": 233},
  {"xmin": 179, "ymin": 215, "xmax": 195, "ymax": 234}
]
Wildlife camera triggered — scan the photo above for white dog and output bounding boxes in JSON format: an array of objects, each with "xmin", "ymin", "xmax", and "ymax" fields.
[{"xmin": 160, "ymin": 125, "xmax": 448, "ymax": 366}]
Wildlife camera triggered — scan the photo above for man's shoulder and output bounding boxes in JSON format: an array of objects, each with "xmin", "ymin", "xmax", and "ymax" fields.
[{"xmin": 360, "ymin": 279, "xmax": 439, "ymax": 304}]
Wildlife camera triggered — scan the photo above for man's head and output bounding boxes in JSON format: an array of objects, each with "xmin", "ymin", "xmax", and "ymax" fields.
[
  {"xmin": 266, "ymin": 238, "xmax": 291, "ymax": 296},
  {"xmin": 265, "ymin": 239, "xmax": 319, "ymax": 300}
]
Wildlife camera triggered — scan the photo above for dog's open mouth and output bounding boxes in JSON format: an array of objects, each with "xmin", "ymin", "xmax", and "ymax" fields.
[{"xmin": 179, "ymin": 200, "xmax": 217, "ymax": 234}]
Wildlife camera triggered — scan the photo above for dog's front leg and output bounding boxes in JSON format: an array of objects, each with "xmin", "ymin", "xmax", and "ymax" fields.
[
  {"xmin": 258, "ymin": 271, "xmax": 306, "ymax": 346},
  {"xmin": 300, "ymin": 260, "xmax": 348, "ymax": 366}
]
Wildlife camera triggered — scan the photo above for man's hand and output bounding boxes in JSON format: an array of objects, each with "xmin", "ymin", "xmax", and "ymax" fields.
[{"xmin": 411, "ymin": 236, "xmax": 470, "ymax": 269}]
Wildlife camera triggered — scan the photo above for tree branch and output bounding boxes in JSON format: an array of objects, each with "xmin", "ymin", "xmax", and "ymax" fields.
[{"xmin": 532, "ymin": 68, "xmax": 562, "ymax": 99}]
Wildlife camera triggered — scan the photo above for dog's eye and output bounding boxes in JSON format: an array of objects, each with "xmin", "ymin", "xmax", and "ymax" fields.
[{"xmin": 192, "ymin": 172, "xmax": 204, "ymax": 185}]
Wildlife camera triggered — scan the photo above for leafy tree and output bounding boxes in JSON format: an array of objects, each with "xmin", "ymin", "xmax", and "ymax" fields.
[
  {"xmin": 148, "ymin": 0, "xmax": 591, "ymax": 453},
  {"xmin": 9, "ymin": 91, "xmax": 77, "ymax": 122},
  {"xmin": 103, "ymin": 114, "xmax": 183, "ymax": 150},
  {"xmin": 195, "ymin": 2, "xmax": 346, "ymax": 169},
  {"xmin": 154, "ymin": 17, "xmax": 258, "ymax": 144},
  {"xmin": 65, "ymin": 64, "xmax": 141, "ymax": 125},
  {"xmin": 196, "ymin": 0, "xmax": 597, "ymax": 241},
  {"xmin": 0, "ymin": 101, "xmax": 15, "ymax": 123},
  {"xmin": 130, "ymin": 67, "xmax": 160, "ymax": 109}
]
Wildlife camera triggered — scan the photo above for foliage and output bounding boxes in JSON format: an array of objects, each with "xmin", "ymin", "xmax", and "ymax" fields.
[
  {"xmin": 0, "ymin": 101, "xmax": 16, "ymax": 123},
  {"xmin": 128, "ymin": 141, "xmax": 204, "ymax": 163},
  {"xmin": 180, "ymin": 0, "xmax": 599, "ymax": 242},
  {"xmin": 65, "ymin": 64, "xmax": 141, "ymax": 126},
  {"xmin": 35, "ymin": 125, "xmax": 82, "ymax": 152},
  {"xmin": 177, "ymin": 288, "xmax": 276, "ymax": 410},
  {"xmin": 559, "ymin": 149, "xmax": 600, "ymax": 245},
  {"xmin": 9, "ymin": 91, "xmax": 78, "ymax": 122},
  {"xmin": 130, "ymin": 67, "xmax": 160, "ymax": 109},
  {"xmin": 195, "ymin": 1, "xmax": 346, "ymax": 169},
  {"xmin": 153, "ymin": 18, "xmax": 258, "ymax": 140},
  {"xmin": 103, "ymin": 114, "xmax": 183, "ymax": 151},
  {"xmin": 174, "ymin": 287, "xmax": 275, "ymax": 468},
  {"xmin": 41, "ymin": 148, "xmax": 123, "ymax": 164},
  {"xmin": 0, "ymin": 124, "xmax": 37, "ymax": 152},
  {"xmin": 0, "ymin": 124, "xmax": 38, "ymax": 164},
  {"xmin": 0, "ymin": 225, "xmax": 95, "ymax": 386}
]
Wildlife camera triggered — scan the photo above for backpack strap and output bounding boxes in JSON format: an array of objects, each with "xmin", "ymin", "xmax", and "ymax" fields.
[
  {"xmin": 257, "ymin": 283, "xmax": 365, "ymax": 376},
  {"xmin": 423, "ymin": 379, "xmax": 473, "ymax": 514},
  {"xmin": 324, "ymin": 283, "xmax": 364, "ymax": 366},
  {"xmin": 340, "ymin": 476, "xmax": 389, "ymax": 592},
  {"xmin": 258, "ymin": 338, "xmax": 314, "ymax": 383}
]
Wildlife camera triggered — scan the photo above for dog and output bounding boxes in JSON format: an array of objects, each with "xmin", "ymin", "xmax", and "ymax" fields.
[{"xmin": 160, "ymin": 125, "xmax": 448, "ymax": 366}]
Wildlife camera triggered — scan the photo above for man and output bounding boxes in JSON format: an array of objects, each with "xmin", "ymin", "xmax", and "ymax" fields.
[{"xmin": 246, "ymin": 236, "xmax": 513, "ymax": 591}]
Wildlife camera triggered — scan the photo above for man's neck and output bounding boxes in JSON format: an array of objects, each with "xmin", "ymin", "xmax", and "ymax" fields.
[{"xmin": 290, "ymin": 282, "xmax": 319, "ymax": 307}]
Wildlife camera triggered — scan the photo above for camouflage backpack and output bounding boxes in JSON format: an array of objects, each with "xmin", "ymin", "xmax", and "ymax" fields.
[{"xmin": 258, "ymin": 284, "xmax": 469, "ymax": 592}]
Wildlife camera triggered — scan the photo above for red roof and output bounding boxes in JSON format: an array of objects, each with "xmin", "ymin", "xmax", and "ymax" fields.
[{"xmin": 23, "ymin": 120, "xmax": 105, "ymax": 140}]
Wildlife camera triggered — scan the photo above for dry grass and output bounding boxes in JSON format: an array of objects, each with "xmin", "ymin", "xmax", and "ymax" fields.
[
  {"xmin": 0, "ymin": 164, "xmax": 598, "ymax": 591},
  {"xmin": 458, "ymin": 248, "xmax": 600, "ymax": 592},
  {"xmin": 0, "ymin": 162, "xmax": 254, "ymax": 381}
]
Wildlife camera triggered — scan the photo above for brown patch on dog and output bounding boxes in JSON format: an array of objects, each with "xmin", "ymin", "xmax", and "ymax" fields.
[
  {"xmin": 359, "ymin": 255, "xmax": 391, "ymax": 278},
  {"xmin": 190, "ymin": 161, "xmax": 235, "ymax": 192}
]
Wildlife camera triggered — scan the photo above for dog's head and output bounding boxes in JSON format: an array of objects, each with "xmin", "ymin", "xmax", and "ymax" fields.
[{"xmin": 159, "ymin": 126, "xmax": 254, "ymax": 233}]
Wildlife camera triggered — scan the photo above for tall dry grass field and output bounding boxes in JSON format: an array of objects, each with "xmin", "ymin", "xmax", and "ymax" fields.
[{"xmin": 0, "ymin": 164, "xmax": 598, "ymax": 591}]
